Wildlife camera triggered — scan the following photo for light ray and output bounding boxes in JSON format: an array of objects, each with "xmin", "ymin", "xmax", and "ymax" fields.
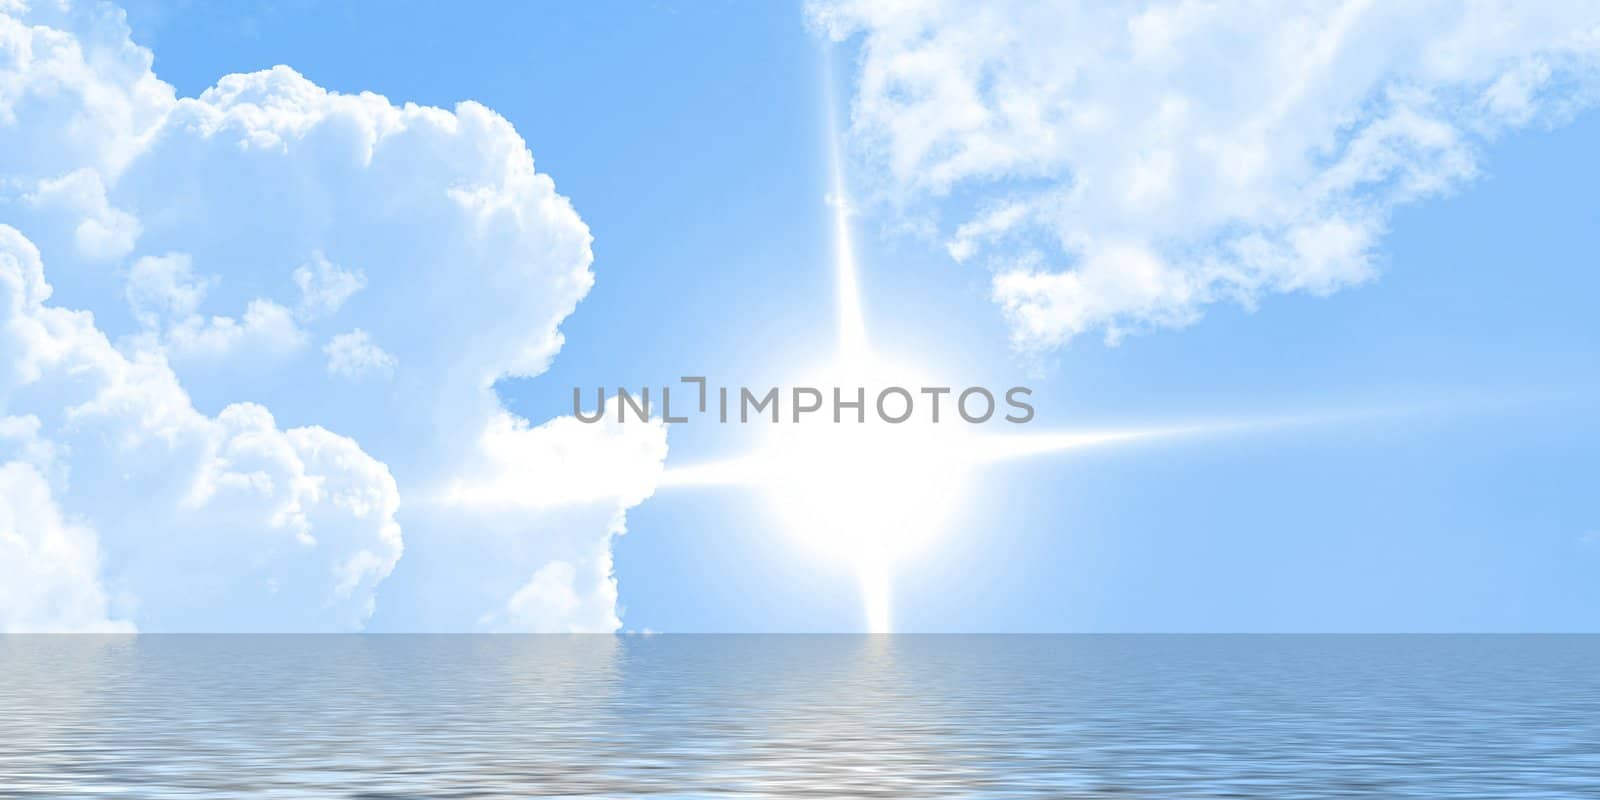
[
  {"xmin": 647, "ymin": 45, "xmax": 1346, "ymax": 633},
  {"xmin": 970, "ymin": 422, "xmax": 1240, "ymax": 464},
  {"xmin": 658, "ymin": 455, "xmax": 767, "ymax": 489},
  {"xmin": 659, "ymin": 422, "xmax": 1236, "ymax": 489},
  {"xmin": 823, "ymin": 48, "xmax": 868, "ymax": 361}
]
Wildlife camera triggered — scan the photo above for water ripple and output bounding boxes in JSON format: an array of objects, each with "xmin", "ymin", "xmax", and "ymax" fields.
[{"xmin": 1, "ymin": 635, "xmax": 1596, "ymax": 798}]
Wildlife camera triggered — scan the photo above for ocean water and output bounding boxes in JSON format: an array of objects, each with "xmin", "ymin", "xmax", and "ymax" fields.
[{"xmin": 0, "ymin": 635, "xmax": 1596, "ymax": 798}]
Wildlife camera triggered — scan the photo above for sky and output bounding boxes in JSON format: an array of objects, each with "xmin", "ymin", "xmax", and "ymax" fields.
[{"xmin": 1, "ymin": 0, "xmax": 1597, "ymax": 632}]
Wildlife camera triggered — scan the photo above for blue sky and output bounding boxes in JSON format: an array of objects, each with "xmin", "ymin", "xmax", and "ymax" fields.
[{"xmin": 2, "ymin": 1, "xmax": 1596, "ymax": 632}]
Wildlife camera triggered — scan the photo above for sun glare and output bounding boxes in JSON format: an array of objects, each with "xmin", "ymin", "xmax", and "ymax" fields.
[
  {"xmin": 653, "ymin": 45, "xmax": 1248, "ymax": 632},
  {"xmin": 754, "ymin": 357, "xmax": 975, "ymax": 632}
]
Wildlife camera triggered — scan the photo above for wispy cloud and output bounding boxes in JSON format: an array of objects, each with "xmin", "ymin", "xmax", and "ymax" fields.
[{"xmin": 813, "ymin": 0, "xmax": 1600, "ymax": 354}]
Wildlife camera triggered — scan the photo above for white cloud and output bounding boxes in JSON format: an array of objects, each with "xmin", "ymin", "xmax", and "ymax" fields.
[
  {"xmin": 0, "ymin": 0, "xmax": 174, "ymax": 181},
  {"xmin": 431, "ymin": 406, "xmax": 666, "ymax": 634},
  {"xmin": 126, "ymin": 252, "xmax": 209, "ymax": 325},
  {"xmin": 163, "ymin": 298, "xmax": 306, "ymax": 361},
  {"xmin": 0, "ymin": 1, "xmax": 668, "ymax": 632},
  {"xmin": 0, "ymin": 412, "xmax": 130, "ymax": 632},
  {"xmin": 293, "ymin": 252, "xmax": 365, "ymax": 320},
  {"xmin": 812, "ymin": 0, "xmax": 1600, "ymax": 352},
  {"xmin": 501, "ymin": 562, "xmax": 584, "ymax": 628},
  {"xmin": 482, "ymin": 556, "xmax": 630, "ymax": 634},
  {"xmin": 0, "ymin": 460, "xmax": 132, "ymax": 633},
  {"xmin": 324, "ymin": 329, "xmax": 395, "ymax": 380},
  {"xmin": 2, "ymin": 225, "xmax": 401, "ymax": 630},
  {"xmin": 124, "ymin": 253, "xmax": 307, "ymax": 362},
  {"xmin": 21, "ymin": 168, "xmax": 140, "ymax": 261},
  {"xmin": 444, "ymin": 408, "xmax": 667, "ymax": 511},
  {"xmin": 0, "ymin": 413, "xmax": 60, "ymax": 479}
]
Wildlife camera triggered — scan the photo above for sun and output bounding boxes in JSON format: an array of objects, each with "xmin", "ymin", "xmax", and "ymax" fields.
[
  {"xmin": 752, "ymin": 355, "xmax": 976, "ymax": 632},
  {"xmin": 653, "ymin": 46, "xmax": 1239, "ymax": 631}
]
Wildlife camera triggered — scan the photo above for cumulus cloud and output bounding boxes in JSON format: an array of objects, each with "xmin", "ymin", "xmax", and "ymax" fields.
[
  {"xmin": 0, "ymin": 461, "xmax": 131, "ymax": 633},
  {"xmin": 324, "ymin": 329, "xmax": 395, "ymax": 380},
  {"xmin": 293, "ymin": 252, "xmax": 365, "ymax": 320},
  {"xmin": 0, "ymin": 1, "xmax": 667, "ymax": 632},
  {"xmin": 402, "ymin": 404, "xmax": 666, "ymax": 634},
  {"xmin": 21, "ymin": 168, "xmax": 140, "ymax": 261},
  {"xmin": 444, "ymin": 408, "xmax": 667, "ymax": 512},
  {"xmin": 2, "ymin": 226, "xmax": 400, "ymax": 630},
  {"xmin": 162, "ymin": 298, "xmax": 306, "ymax": 362},
  {"xmin": 486, "ymin": 561, "xmax": 604, "ymax": 633},
  {"xmin": 0, "ymin": 0, "xmax": 173, "ymax": 182},
  {"xmin": 0, "ymin": 414, "xmax": 130, "ymax": 632},
  {"xmin": 126, "ymin": 252, "xmax": 209, "ymax": 324},
  {"xmin": 812, "ymin": 0, "xmax": 1600, "ymax": 351},
  {"xmin": 123, "ymin": 252, "xmax": 307, "ymax": 363}
]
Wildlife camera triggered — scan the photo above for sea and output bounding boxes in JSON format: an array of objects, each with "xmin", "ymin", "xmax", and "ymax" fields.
[{"xmin": 1, "ymin": 635, "xmax": 1596, "ymax": 798}]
